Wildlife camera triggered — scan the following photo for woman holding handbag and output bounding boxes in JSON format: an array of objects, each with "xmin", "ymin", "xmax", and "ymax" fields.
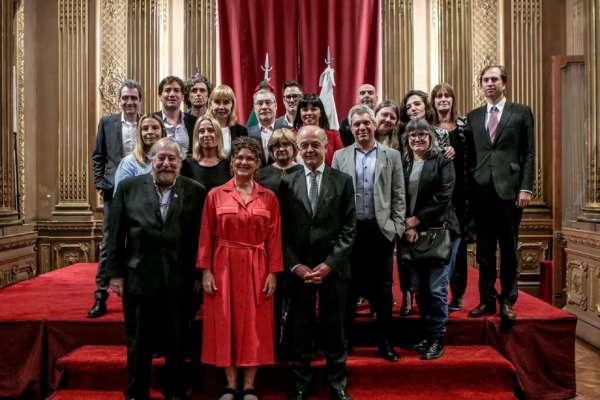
[{"xmin": 398, "ymin": 118, "xmax": 460, "ymax": 360}]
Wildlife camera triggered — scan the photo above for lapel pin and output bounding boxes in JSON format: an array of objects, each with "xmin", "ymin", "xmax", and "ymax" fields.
[{"xmin": 174, "ymin": 193, "xmax": 178, "ymax": 198}]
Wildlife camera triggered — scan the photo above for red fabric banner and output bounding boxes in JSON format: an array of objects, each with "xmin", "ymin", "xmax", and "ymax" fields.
[
  {"xmin": 218, "ymin": 0, "xmax": 299, "ymax": 125},
  {"xmin": 299, "ymin": 0, "xmax": 381, "ymax": 123}
]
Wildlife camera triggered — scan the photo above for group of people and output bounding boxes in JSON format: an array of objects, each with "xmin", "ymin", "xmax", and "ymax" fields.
[{"xmin": 90, "ymin": 64, "xmax": 535, "ymax": 400}]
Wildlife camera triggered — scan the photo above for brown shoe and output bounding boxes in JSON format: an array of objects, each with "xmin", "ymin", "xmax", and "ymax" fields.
[
  {"xmin": 468, "ymin": 303, "xmax": 497, "ymax": 318},
  {"xmin": 499, "ymin": 305, "xmax": 517, "ymax": 321}
]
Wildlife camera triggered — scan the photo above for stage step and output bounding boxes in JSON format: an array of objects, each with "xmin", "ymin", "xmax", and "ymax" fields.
[{"xmin": 54, "ymin": 345, "xmax": 518, "ymax": 398}]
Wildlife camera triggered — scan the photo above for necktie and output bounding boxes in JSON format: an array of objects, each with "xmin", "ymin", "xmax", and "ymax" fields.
[
  {"xmin": 309, "ymin": 171, "xmax": 319, "ymax": 215},
  {"xmin": 488, "ymin": 106, "xmax": 499, "ymax": 143}
]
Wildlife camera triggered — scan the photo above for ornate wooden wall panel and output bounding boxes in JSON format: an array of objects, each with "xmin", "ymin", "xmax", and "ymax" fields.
[
  {"xmin": 431, "ymin": 0, "xmax": 472, "ymax": 115},
  {"xmin": 184, "ymin": 0, "xmax": 216, "ymax": 83},
  {"xmin": 471, "ymin": 0, "xmax": 499, "ymax": 108},
  {"xmin": 382, "ymin": 0, "xmax": 413, "ymax": 105},
  {"xmin": 566, "ymin": 0, "xmax": 584, "ymax": 56},
  {"xmin": 99, "ymin": 0, "xmax": 127, "ymax": 116}
]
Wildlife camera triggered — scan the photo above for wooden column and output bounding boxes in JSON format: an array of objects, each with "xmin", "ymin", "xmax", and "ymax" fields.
[{"xmin": 184, "ymin": 0, "xmax": 217, "ymax": 83}]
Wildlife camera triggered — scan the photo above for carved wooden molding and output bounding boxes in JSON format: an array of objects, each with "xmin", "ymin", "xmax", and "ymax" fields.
[
  {"xmin": 566, "ymin": 257, "xmax": 589, "ymax": 311},
  {"xmin": 0, "ymin": 238, "xmax": 37, "ymax": 252},
  {"xmin": 517, "ymin": 240, "xmax": 549, "ymax": 273},
  {"xmin": 471, "ymin": 0, "xmax": 499, "ymax": 108}
]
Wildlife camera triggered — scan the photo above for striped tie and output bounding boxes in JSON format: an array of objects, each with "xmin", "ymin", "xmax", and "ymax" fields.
[{"xmin": 488, "ymin": 106, "xmax": 499, "ymax": 143}]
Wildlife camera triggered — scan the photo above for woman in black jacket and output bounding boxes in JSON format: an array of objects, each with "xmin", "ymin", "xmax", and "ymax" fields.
[{"xmin": 400, "ymin": 118, "xmax": 460, "ymax": 361}]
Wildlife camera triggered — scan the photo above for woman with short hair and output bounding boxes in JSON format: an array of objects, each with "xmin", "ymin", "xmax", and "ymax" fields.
[{"xmin": 256, "ymin": 128, "xmax": 302, "ymax": 195}]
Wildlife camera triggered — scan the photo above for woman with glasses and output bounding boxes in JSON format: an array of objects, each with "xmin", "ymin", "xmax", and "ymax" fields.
[
  {"xmin": 293, "ymin": 94, "xmax": 344, "ymax": 166},
  {"xmin": 207, "ymin": 85, "xmax": 248, "ymax": 159},
  {"xmin": 256, "ymin": 128, "xmax": 302, "ymax": 195},
  {"xmin": 400, "ymin": 118, "xmax": 460, "ymax": 360}
]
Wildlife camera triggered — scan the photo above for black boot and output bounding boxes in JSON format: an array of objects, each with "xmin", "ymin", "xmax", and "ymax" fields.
[
  {"xmin": 406, "ymin": 339, "xmax": 428, "ymax": 353},
  {"xmin": 421, "ymin": 335, "xmax": 445, "ymax": 360},
  {"xmin": 87, "ymin": 299, "xmax": 107, "ymax": 318}
]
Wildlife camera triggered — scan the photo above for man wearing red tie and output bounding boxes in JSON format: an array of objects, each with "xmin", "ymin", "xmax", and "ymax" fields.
[{"xmin": 466, "ymin": 65, "xmax": 535, "ymax": 322}]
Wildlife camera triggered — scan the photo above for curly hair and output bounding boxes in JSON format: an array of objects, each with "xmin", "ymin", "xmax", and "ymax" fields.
[
  {"xmin": 184, "ymin": 75, "xmax": 214, "ymax": 108},
  {"xmin": 230, "ymin": 136, "xmax": 263, "ymax": 172}
]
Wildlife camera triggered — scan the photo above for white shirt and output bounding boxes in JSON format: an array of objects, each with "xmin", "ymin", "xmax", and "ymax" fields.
[
  {"xmin": 162, "ymin": 111, "xmax": 189, "ymax": 155},
  {"xmin": 484, "ymin": 97, "xmax": 507, "ymax": 130},
  {"xmin": 222, "ymin": 126, "xmax": 232, "ymax": 158},
  {"xmin": 260, "ymin": 123, "xmax": 275, "ymax": 162},
  {"xmin": 120, "ymin": 112, "xmax": 138, "ymax": 157}
]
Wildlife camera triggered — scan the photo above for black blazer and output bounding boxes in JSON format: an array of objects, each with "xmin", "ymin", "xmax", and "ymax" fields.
[
  {"xmin": 339, "ymin": 117, "xmax": 355, "ymax": 147},
  {"xmin": 92, "ymin": 113, "xmax": 125, "ymax": 200},
  {"xmin": 105, "ymin": 174, "xmax": 207, "ymax": 296},
  {"xmin": 229, "ymin": 124, "xmax": 248, "ymax": 142},
  {"xmin": 466, "ymin": 101, "xmax": 535, "ymax": 200},
  {"xmin": 155, "ymin": 111, "xmax": 197, "ymax": 156},
  {"xmin": 247, "ymin": 121, "xmax": 286, "ymax": 166},
  {"xmin": 404, "ymin": 152, "xmax": 460, "ymax": 241},
  {"xmin": 279, "ymin": 165, "xmax": 356, "ymax": 280}
]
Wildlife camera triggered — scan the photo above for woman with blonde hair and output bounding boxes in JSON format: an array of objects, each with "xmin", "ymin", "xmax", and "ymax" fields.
[
  {"xmin": 113, "ymin": 113, "xmax": 167, "ymax": 192},
  {"xmin": 256, "ymin": 128, "xmax": 303, "ymax": 195},
  {"xmin": 207, "ymin": 85, "xmax": 248, "ymax": 158},
  {"xmin": 181, "ymin": 116, "xmax": 231, "ymax": 194}
]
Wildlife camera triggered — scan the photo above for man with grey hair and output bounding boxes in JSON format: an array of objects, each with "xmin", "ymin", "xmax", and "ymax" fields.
[
  {"xmin": 185, "ymin": 74, "xmax": 213, "ymax": 117},
  {"xmin": 88, "ymin": 79, "xmax": 143, "ymax": 318},
  {"xmin": 107, "ymin": 137, "xmax": 206, "ymax": 400},
  {"xmin": 332, "ymin": 104, "xmax": 405, "ymax": 362},
  {"xmin": 339, "ymin": 84, "xmax": 379, "ymax": 147},
  {"xmin": 248, "ymin": 88, "xmax": 287, "ymax": 166}
]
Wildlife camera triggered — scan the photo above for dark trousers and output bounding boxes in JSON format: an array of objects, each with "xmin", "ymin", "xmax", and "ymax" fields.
[
  {"xmin": 122, "ymin": 292, "xmax": 189, "ymax": 399},
  {"xmin": 411, "ymin": 239, "xmax": 460, "ymax": 337},
  {"xmin": 94, "ymin": 199, "xmax": 111, "ymax": 301},
  {"xmin": 449, "ymin": 225, "xmax": 468, "ymax": 300},
  {"xmin": 346, "ymin": 220, "xmax": 395, "ymax": 344},
  {"xmin": 475, "ymin": 186, "xmax": 523, "ymax": 306},
  {"xmin": 288, "ymin": 273, "xmax": 348, "ymax": 393}
]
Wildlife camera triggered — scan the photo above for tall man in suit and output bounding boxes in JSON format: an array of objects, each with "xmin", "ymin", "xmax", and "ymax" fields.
[
  {"xmin": 275, "ymin": 80, "xmax": 304, "ymax": 129},
  {"xmin": 280, "ymin": 125, "xmax": 356, "ymax": 400},
  {"xmin": 248, "ymin": 89, "xmax": 286, "ymax": 166},
  {"xmin": 156, "ymin": 76, "xmax": 197, "ymax": 156},
  {"xmin": 89, "ymin": 79, "xmax": 143, "ymax": 318},
  {"xmin": 332, "ymin": 105, "xmax": 405, "ymax": 362},
  {"xmin": 339, "ymin": 84, "xmax": 379, "ymax": 147},
  {"xmin": 466, "ymin": 65, "xmax": 535, "ymax": 321},
  {"xmin": 107, "ymin": 138, "xmax": 206, "ymax": 400}
]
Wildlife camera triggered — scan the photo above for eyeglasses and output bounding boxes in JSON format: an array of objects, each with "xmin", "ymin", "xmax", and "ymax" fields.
[
  {"xmin": 272, "ymin": 142, "xmax": 293, "ymax": 149},
  {"xmin": 408, "ymin": 132, "xmax": 428, "ymax": 140},
  {"xmin": 284, "ymin": 94, "xmax": 301, "ymax": 101}
]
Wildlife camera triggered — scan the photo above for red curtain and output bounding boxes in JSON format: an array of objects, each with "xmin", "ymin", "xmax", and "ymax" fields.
[
  {"xmin": 218, "ymin": 0, "xmax": 299, "ymax": 124},
  {"xmin": 299, "ymin": 0, "xmax": 381, "ymax": 123}
]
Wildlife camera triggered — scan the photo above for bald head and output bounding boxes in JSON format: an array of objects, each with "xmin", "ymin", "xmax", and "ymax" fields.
[
  {"xmin": 357, "ymin": 84, "xmax": 378, "ymax": 110},
  {"xmin": 297, "ymin": 125, "xmax": 327, "ymax": 171}
]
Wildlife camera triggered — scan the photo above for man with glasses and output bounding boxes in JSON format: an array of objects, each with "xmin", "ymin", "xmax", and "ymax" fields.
[
  {"xmin": 275, "ymin": 80, "xmax": 304, "ymax": 129},
  {"xmin": 339, "ymin": 84, "xmax": 379, "ymax": 147},
  {"xmin": 249, "ymin": 89, "xmax": 283, "ymax": 166}
]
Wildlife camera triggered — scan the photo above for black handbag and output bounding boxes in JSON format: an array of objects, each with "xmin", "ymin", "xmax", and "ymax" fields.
[{"xmin": 398, "ymin": 223, "xmax": 453, "ymax": 266}]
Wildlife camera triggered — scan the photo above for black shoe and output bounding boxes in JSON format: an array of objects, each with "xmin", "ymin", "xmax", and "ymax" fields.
[
  {"xmin": 406, "ymin": 339, "xmax": 428, "ymax": 353},
  {"xmin": 448, "ymin": 297, "xmax": 463, "ymax": 311},
  {"xmin": 356, "ymin": 297, "xmax": 364, "ymax": 305},
  {"xmin": 400, "ymin": 291, "xmax": 413, "ymax": 316},
  {"xmin": 377, "ymin": 340, "xmax": 399, "ymax": 362},
  {"xmin": 330, "ymin": 389, "xmax": 353, "ymax": 400},
  {"xmin": 289, "ymin": 390, "xmax": 309, "ymax": 400},
  {"xmin": 87, "ymin": 299, "xmax": 107, "ymax": 318},
  {"xmin": 421, "ymin": 336, "xmax": 445, "ymax": 360}
]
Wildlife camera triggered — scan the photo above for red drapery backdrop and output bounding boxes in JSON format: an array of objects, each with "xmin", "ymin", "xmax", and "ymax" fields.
[
  {"xmin": 299, "ymin": 0, "xmax": 381, "ymax": 123},
  {"xmin": 218, "ymin": 0, "xmax": 299, "ymax": 125},
  {"xmin": 218, "ymin": 0, "xmax": 381, "ymax": 126}
]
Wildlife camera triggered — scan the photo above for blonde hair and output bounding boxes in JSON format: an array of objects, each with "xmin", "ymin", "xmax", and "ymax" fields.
[
  {"xmin": 192, "ymin": 116, "xmax": 225, "ymax": 162},
  {"xmin": 268, "ymin": 128, "xmax": 298, "ymax": 160},
  {"xmin": 133, "ymin": 114, "xmax": 167, "ymax": 167},
  {"xmin": 207, "ymin": 85, "xmax": 239, "ymax": 127}
]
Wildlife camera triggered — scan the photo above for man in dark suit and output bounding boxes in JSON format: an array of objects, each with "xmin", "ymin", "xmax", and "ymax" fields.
[
  {"xmin": 89, "ymin": 79, "xmax": 143, "ymax": 318},
  {"xmin": 466, "ymin": 65, "xmax": 535, "ymax": 322},
  {"xmin": 339, "ymin": 84, "xmax": 379, "ymax": 147},
  {"xmin": 248, "ymin": 89, "xmax": 287, "ymax": 166},
  {"xmin": 332, "ymin": 105, "xmax": 405, "ymax": 362},
  {"xmin": 279, "ymin": 125, "xmax": 356, "ymax": 400},
  {"xmin": 184, "ymin": 74, "xmax": 213, "ymax": 118},
  {"xmin": 275, "ymin": 80, "xmax": 304, "ymax": 129},
  {"xmin": 155, "ymin": 76, "xmax": 197, "ymax": 157},
  {"xmin": 107, "ymin": 138, "xmax": 206, "ymax": 400}
]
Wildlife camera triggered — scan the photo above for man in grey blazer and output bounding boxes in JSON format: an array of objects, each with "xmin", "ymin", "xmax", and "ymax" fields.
[
  {"xmin": 89, "ymin": 79, "xmax": 143, "ymax": 318},
  {"xmin": 332, "ymin": 105, "xmax": 405, "ymax": 362},
  {"xmin": 466, "ymin": 65, "xmax": 535, "ymax": 321},
  {"xmin": 248, "ymin": 89, "xmax": 287, "ymax": 166}
]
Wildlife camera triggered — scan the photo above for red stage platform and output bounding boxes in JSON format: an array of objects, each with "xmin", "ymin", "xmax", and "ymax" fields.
[{"xmin": 0, "ymin": 263, "xmax": 577, "ymax": 399}]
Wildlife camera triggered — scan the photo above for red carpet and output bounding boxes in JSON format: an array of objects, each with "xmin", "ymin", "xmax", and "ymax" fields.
[{"xmin": 0, "ymin": 263, "xmax": 577, "ymax": 400}]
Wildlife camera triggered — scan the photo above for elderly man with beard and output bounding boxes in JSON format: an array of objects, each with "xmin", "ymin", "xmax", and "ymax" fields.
[
  {"xmin": 106, "ymin": 138, "xmax": 207, "ymax": 400},
  {"xmin": 339, "ymin": 84, "xmax": 379, "ymax": 147}
]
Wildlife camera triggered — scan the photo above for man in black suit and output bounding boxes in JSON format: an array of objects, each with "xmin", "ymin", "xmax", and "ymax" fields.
[
  {"xmin": 279, "ymin": 125, "xmax": 356, "ymax": 400},
  {"xmin": 184, "ymin": 74, "xmax": 213, "ymax": 118},
  {"xmin": 466, "ymin": 65, "xmax": 535, "ymax": 321},
  {"xmin": 107, "ymin": 138, "xmax": 206, "ymax": 400},
  {"xmin": 155, "ymin": 76, "xmax": 197, "ymax": 157},
  {"xmin": 275, "ymin": 80, "xmax": 304, "ymax": 129},
  {"xmin": 248, "ymin": 89, "xmax": 287, "ymax": 166},
  {"xmin": 89, "ymin": 79, "xmax": 143, "ymax": 318},
  {"xmin": 339, "ymin": 84, "xmax": 379, "ymax": 147}
]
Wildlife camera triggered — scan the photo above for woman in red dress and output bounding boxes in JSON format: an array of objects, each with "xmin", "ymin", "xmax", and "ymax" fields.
[
  {"xmin": 198, "ymin": 136, "xmax": 283, "ymax": 400},
  {"xmin": 293, "ymin": 94, "xmax": 344, "ymax": 166}
]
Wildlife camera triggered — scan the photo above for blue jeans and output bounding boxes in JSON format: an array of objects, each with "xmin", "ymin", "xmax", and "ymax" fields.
[{"xmin": 411, "ymin": 238, "xmax": 460, "ymax": 337}]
